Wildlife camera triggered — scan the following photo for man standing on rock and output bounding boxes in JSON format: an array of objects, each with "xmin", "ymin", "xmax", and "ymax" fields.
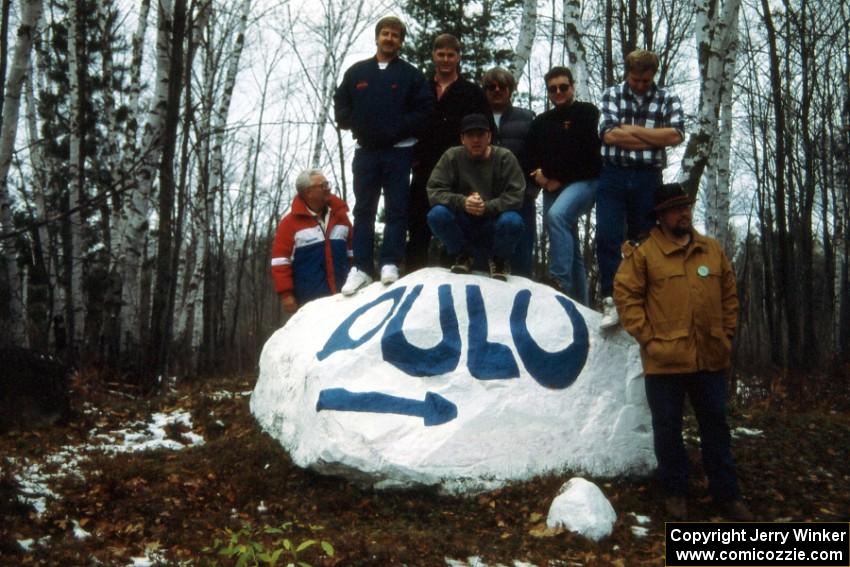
[
  {"xmin": 526, "ymin": 66, "xmax": 601, "ymax": 304},
  {"xmin": 613, "ymin": 183, "xmax": 752, "ymax": 522},
  {"xmin": 482, "ymin": 67, "xmax": 536, "ymax": 278},
  {"xmin": 426, "ymin": 114, "xmax": 525, "ymax": 281},
  {"xmin": 596, "ymin": 50, "xmax": 685, "ymax": 328},
  {"xmin": 406, "ymin": 33, "xmax": 492, "ymax": 273},
  {"xmin": 333, "ymin": 16, "xmax": 434, "ymax": 295}
]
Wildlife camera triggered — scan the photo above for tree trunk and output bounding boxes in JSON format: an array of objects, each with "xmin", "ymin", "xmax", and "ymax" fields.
[
  {"xmin": 0, "ymin": 0, "xmax": 11, "ymax": 122},
  {"xmin": 67, "ymin": 0, "xmax": 86, "ymax": 353},
  {"xmin": 510, "ymin": 0, "xmax": 537, "ymax": 82},
  {"xmin": 96, "ymin": 0, "xmax": 124, "ymax": 363},
  {"xmin": 148, "ymin": 0, "xmax": 187, "ymax": 385},
  {"xmin": 679, "ymin": 0, "xmax": 740, "ymax": 199},
  {"xmin": 761, "ymin": 0, "xmax": 802, "ymax": 381},
  {"xmin": 0, "ymin": 0, "xmax": 43, "ymax": 347},
  {"xmin": 704, "ymin": 78, "xmax": 734, "ymax": 250},
  {"xmin": 563, "ymin": 0, "xmax": 588, "ymax": 97},
  {"xmin": 116, "ymin": 0, "xmax": 154, "ymax": 363}
]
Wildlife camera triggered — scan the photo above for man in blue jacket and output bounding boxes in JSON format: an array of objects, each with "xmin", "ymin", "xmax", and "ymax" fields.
[{"xmin": 333, "ymin": 16, "xmax": 434, "ymax": 295}]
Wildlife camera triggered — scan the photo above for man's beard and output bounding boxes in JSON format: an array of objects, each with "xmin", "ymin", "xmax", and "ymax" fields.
[{"xmin": 671, "ymin": 224, "xmax": 691, "ymax": 237}]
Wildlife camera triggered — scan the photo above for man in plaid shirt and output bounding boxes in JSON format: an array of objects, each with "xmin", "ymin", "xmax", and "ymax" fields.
[{"xmin": 596, "ymin": 50, "xmax": 685, "ymax": 329}]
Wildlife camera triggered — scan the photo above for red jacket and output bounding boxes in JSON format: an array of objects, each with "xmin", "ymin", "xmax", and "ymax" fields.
[{"xmin": 271, "ymin": 194, "xmax": 352, "ymax": 305}]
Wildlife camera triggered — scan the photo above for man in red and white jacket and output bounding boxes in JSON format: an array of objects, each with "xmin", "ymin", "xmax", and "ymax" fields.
[{"xmin": 271, "ymin": 169, "xmax": 353, "ymax": 313}]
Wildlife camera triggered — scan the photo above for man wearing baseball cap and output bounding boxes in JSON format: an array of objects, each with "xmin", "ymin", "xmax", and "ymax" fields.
[
  {"xmin": 426, "ymin": 113, "xmax": 525, "ymax": 280},
  {"xmin": 613, "ymin": 183, "xmax": 752, "ymax": 522}
]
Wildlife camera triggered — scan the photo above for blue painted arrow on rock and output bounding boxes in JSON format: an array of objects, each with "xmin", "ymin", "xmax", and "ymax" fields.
[{"xmin": 316, "ymin": 388, "xmax": 458, "ymax": 426}]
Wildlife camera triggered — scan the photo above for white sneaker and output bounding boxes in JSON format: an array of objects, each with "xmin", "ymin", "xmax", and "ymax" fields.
[
  {"xmin": 600, "ymin": 296, "xmax": 619, "ymax": 329},
  {"xmin": 341, "ymin": 267, "xmax": 372, "ymax": 296},
  {"xmin": 380, "ymin": 264, "xmax": 399, "ymax": 285}
]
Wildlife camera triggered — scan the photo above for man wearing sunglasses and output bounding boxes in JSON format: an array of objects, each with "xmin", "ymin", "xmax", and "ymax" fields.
[
  {"xmin": 271, "ymin": 169, "xmax": 352, "ymax": 314},
  {"xmin": 596, "ymin": 50, "xmax": 685, "ymax": 329},
  {"xmin": 482, "ymin": 67, "xmax": 536, "ymax": 278},
  {"xmin": 526, "ymin": 66, "xmax": 601, "ymax": 305}
]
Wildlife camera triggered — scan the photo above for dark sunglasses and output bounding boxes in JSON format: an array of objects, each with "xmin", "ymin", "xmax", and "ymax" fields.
[
  {"xmin": 485, "ymin": 83, "xmax": 508, "ymax": 92},
  {"xmin": 547, "ymin": 83, "xmax": 572, "ymax": 94}
]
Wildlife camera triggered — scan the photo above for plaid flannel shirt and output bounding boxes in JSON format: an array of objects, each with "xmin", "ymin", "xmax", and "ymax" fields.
[{"xmin": 598, "ymin": 82, "xmax": 685, "ymax": 168}]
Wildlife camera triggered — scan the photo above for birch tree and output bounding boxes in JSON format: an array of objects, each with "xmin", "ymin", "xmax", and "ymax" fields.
[
  {"xmin": 284, "ymin": 0, "xmax": 375, "ymax": 170},
  {"xmin": 509, "ymin": 0, "xmax": 537, "ymax": 82},
  {"xmin": 0, "ymin": 0, "xmax": 43, "ymax": 346},
  {"xmin": 563, "ymin": 0, "xmax": 589, "ymax": 97},
  {"xmin": 181, "ymin": 0, "xmax": 251, "ymax": 373},
  {"xmin": 148, "ymin": 0, "xmax": 188, "ymax": 382},
  {"xmin": 117, "ymin": 0, "xmax": 168, "ymax": 357},
  {"xmin": 678, "ymin": 0, "xmax": 741, "ymax": 205},
  {"xmin": 67, "ymin": 0, "xmax": 86, "ymax": 348}
]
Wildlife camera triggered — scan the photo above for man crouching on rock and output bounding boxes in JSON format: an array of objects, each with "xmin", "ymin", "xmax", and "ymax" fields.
[
  {"xmin": 425, "ymin": 113, "xmax": 525, "ymax": 281},
  {"xmin": 613, "ymin": 182, "xmax": 752, "ymax": 522}
]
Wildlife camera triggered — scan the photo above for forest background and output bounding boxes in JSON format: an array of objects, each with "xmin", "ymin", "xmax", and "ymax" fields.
[{"xmin": 0, "ymin": 0, "xmax": 848, "ymax": 401}]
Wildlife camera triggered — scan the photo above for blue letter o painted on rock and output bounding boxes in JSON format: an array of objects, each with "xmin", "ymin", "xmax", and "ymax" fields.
[{"xmin": 316, "ymin": 287, "xmax": 406, "ymax": 361}]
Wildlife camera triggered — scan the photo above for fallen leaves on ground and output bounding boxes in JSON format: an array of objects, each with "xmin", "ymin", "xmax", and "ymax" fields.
[{"xmin": 1, "ymin": 371, "xmax": 848, "ymax": 566}]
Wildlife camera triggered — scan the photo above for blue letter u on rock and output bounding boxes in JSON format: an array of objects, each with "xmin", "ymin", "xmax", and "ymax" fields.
[
  {"xmin": 509, "ymin": 290, "xmax": 589, "ymax": 389},
  {"xmin": 381, "ymin": 284, "xmax": 461, "ymax": 376},
  {"xmin": 317, "ymin": 287, "xmax": 406, "ymax": 361},
  {"xmin": 466, "ymin": 285, "xmax": 519, "ymax": 380}
]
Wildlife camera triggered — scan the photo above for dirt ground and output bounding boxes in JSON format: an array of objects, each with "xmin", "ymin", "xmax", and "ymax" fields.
[{"xmin": 2, "ymin": 370, "xmax": 849, "ymax": 566}]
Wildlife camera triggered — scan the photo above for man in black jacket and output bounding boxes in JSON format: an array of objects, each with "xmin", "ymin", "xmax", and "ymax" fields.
[
  {"xmin": 333, "ymin": 16, "xmax": 434, "ymax": 295},
  {"xmin": 527, "ymin": 66, "xmax": 601, "ymax": 305},
  {"xmin": 405, "ymin": 34, "xmax": 491, "ymax": 273},
  {"xmin": 482, "ymin": 67, "xmax": 536, "ymax": 277}
]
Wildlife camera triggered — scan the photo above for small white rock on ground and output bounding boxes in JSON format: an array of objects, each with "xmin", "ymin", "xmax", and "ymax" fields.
[{"xmin": 546, "ymin": 478, "xmax": 616, "ymax": 541}]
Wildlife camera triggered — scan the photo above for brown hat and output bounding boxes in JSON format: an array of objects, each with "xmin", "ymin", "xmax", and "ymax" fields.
[{"xmin": 653, "ymin": 183, "xmax": 695, "ymax": 213}]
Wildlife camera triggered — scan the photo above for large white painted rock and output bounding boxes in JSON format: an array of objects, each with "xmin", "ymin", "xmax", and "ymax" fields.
[
  {"xmin": 546, "ymin": 478, "xmax": 617, "ymax": 541},
  {"xmin": 251, "ymin": 268, "xmax": 654, "ymax": 493}
]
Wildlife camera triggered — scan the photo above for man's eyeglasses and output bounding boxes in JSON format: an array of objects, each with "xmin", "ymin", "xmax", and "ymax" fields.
[
  {"xmin": 547, "ymin": 83, "xmax": 572, "ymax": 94},
  {"xmin": 309, "ymin": 181, "xmax": 331, "ymax": 190},
  {"xmin": 485, "ymin": 83, "xmax": 507, "ymax": 92}
]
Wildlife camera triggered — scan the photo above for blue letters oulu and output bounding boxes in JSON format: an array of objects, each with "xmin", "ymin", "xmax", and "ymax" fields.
[{"xmin": 315, "ymin": 284, "xmax": 590, "ymax": 425}]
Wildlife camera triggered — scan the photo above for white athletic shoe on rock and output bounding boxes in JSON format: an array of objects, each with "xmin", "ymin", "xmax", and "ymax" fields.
[
  {"xmin": 380, "ymin": 264, "xmax": 399, "ymax": 285},
  {"xmin": 341, "ymin": 267, "xmax": 372, "ymax": 296},
  {"xmin": 600, "ymin": 296, "xmax": 619, "ymax": 329}
]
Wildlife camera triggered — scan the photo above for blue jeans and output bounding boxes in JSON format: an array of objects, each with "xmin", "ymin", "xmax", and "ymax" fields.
[
  {"xmin": 644, "ymin": 370, "xmax": 742, "ymax": 502},
  {"xmin": 542, "ymin": 179, "xmax": 597, "ymax": 305},
  {"xmin": 510, "ymin": 194, "xmax": 537, "ymax": 277},
  {"xmin": 595, "ymin": 164, "xmax": 661, "ymax": 296},
  {"xmin": 427, "ymin": 205, "xmax": 524, "ymax": 261},
  {"xmin": 351, "ymin": 146, "xmax": 414, "ymax": 274}
]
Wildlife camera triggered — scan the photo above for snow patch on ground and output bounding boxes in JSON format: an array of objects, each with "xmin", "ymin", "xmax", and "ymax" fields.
[
  {"xmin": 17, "ymin": 536, "xmax": 50, "ymax": 551},
  {"xmin": 208, "ymin": 390, "xmax": 253, "ymax": 401},
  {"xmin": 629, "ymin": 512, "xmax": 651, "ymax": 524},
  {"xmin": 446, "ymin": 558, "xmax": 540, "ymax": 567},
  {"xmin": 8, "ymin": 408, "xmax": 205, "ymax": 520},
  {"xmin": 96, "ymin": 410, "xmax": 205, "ymax": 453},
  {"xmin": 732, "ymin": 427, "xmax": 763, "ymax": 437},
  {"xmin": 546, "ymin": 478, "xmax": 617, "ymax": 541},
  {"xmin": 126, "ymin": 549, "xmax": 170, "ymax": 567},
  {"xmin": 72, "ymin": 519, "xmax": 91, "ymax": 540},
  {"xmin": 631, "ymin": 526, "xmax": 650, "ymax": 537}
]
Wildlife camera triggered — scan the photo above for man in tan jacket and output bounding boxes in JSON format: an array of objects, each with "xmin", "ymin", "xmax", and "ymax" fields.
[{"xmin": 614, "ymin": 183, "xmax": 751, "ymax": 522}]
